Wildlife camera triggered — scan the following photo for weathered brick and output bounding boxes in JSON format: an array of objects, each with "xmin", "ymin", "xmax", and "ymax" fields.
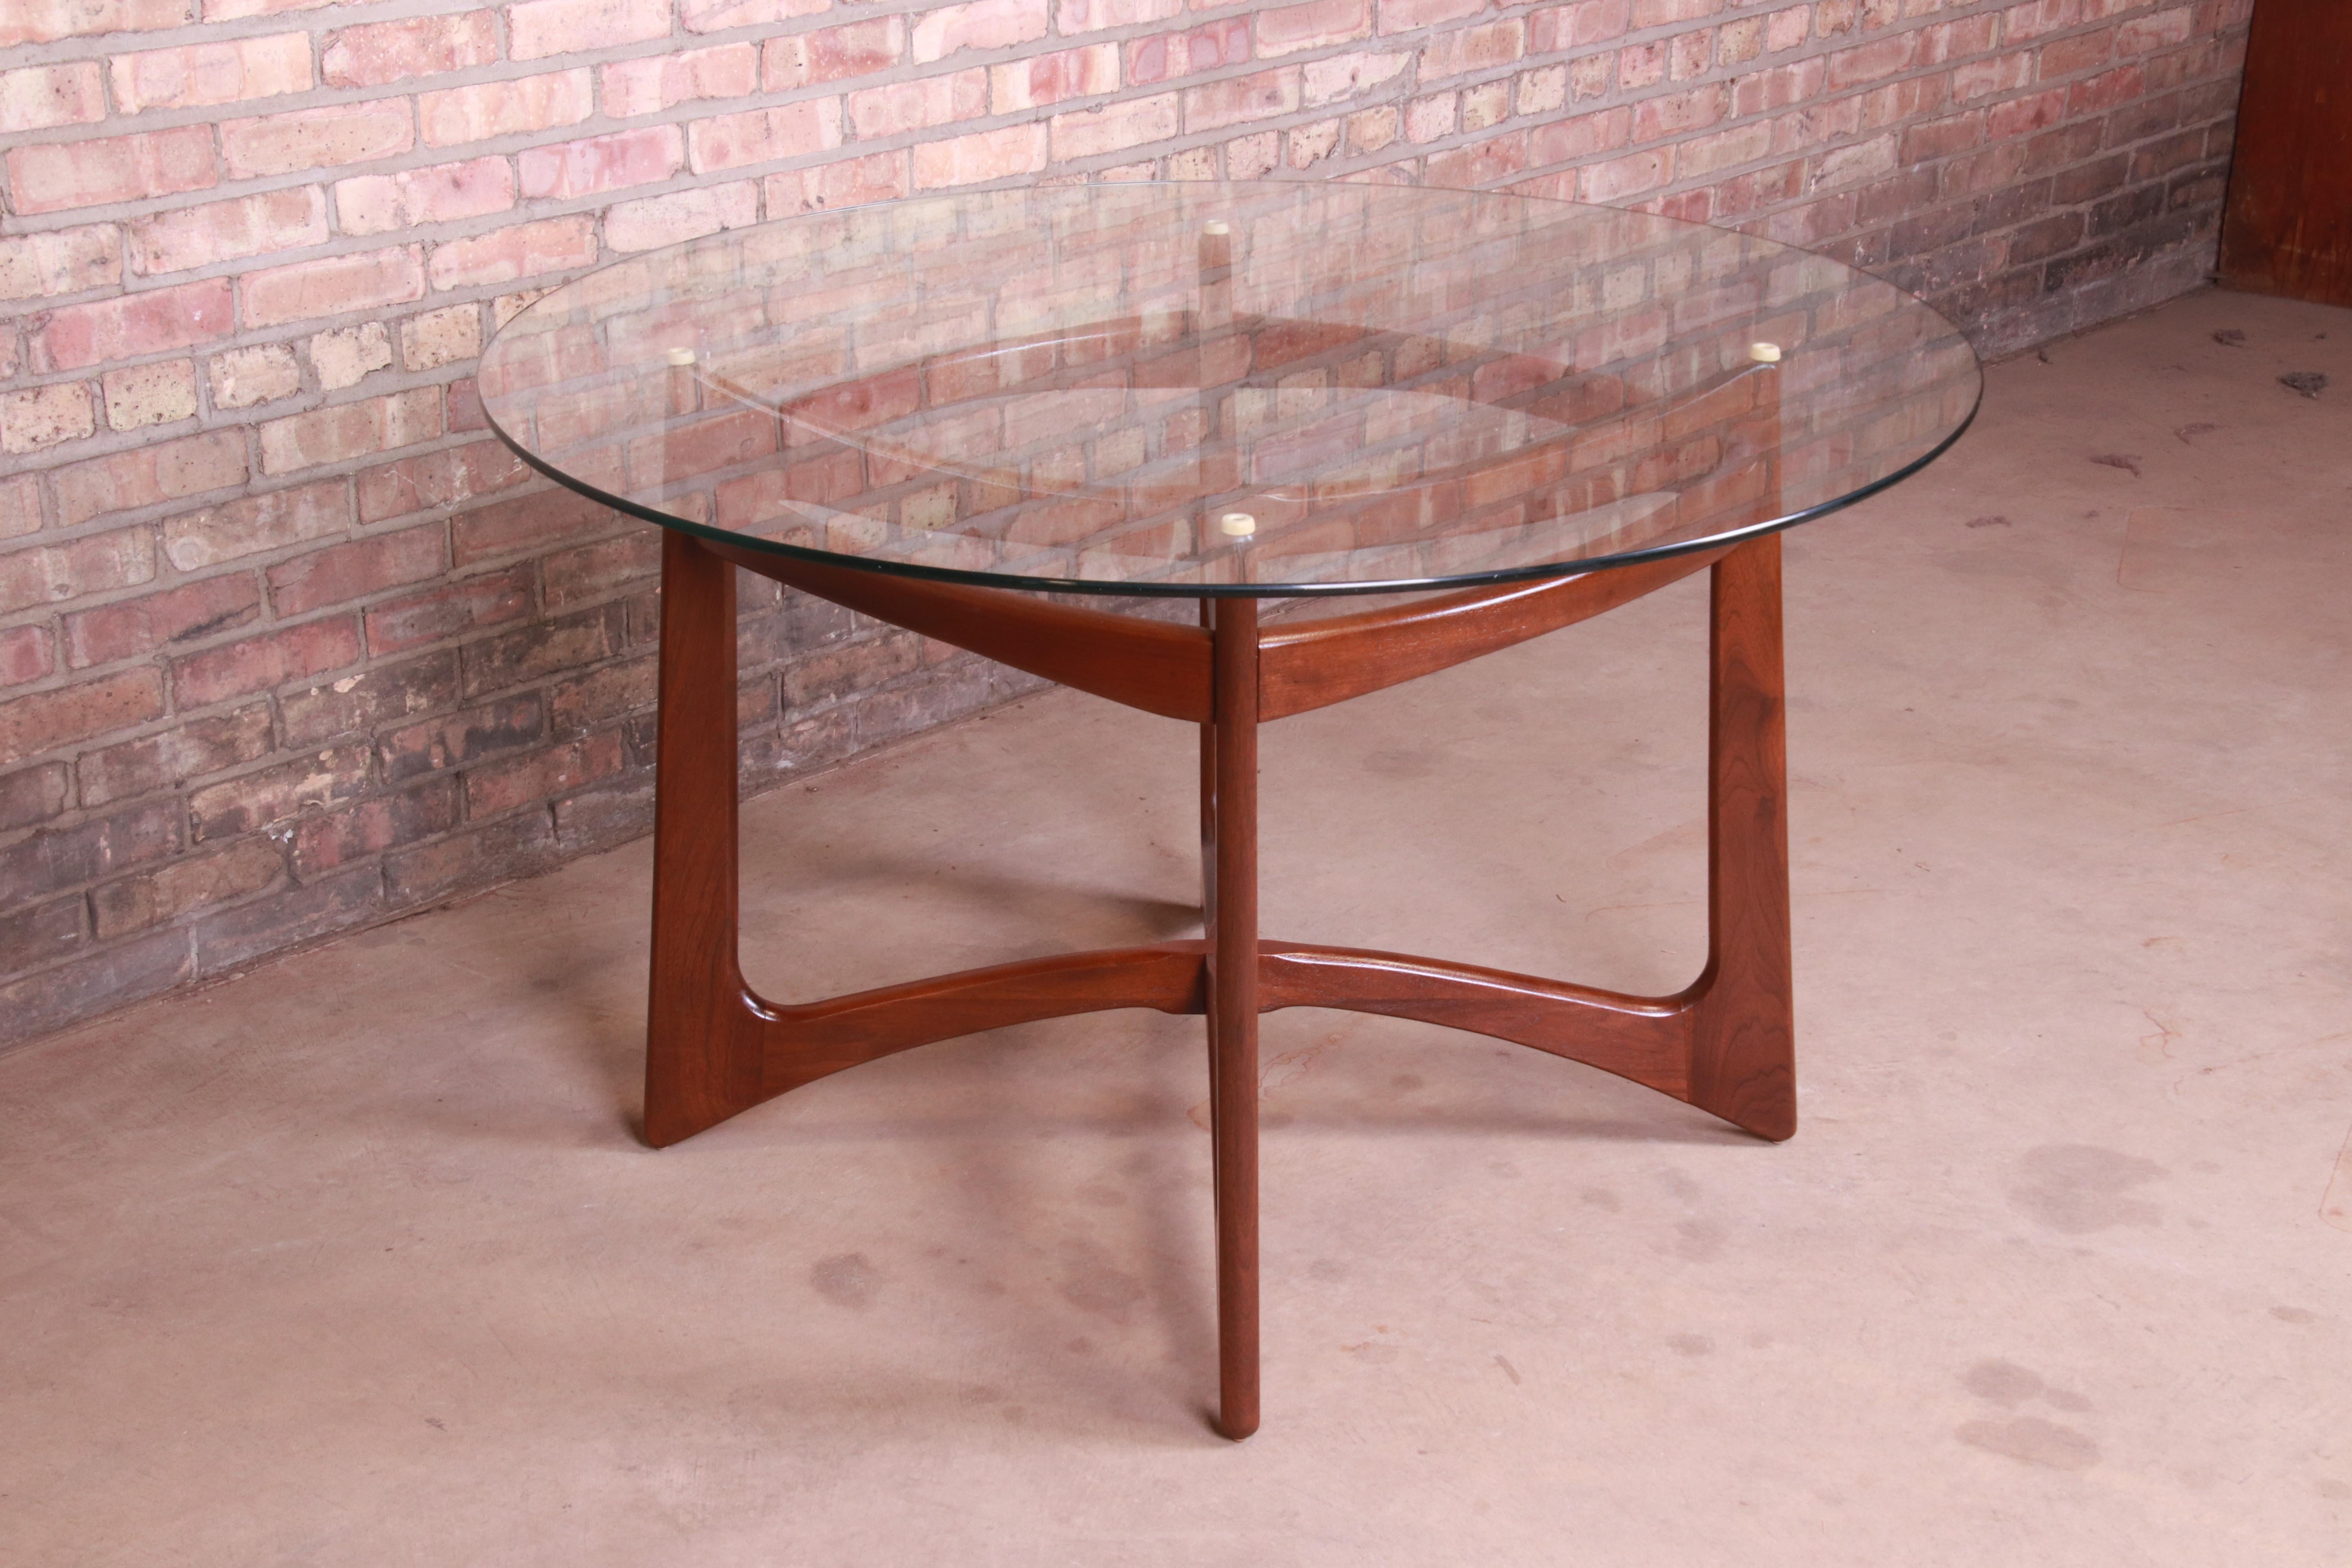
[
  {"xmin": 384, "ymin": 809, "xmax": 558, "ymax": 907},
  {"xmin": 100, "ymin": 358, "xmax": 200, "ymax": 431},
  {"xmin": 322, "ymin": 11, "xmax": 499, "ymax": 88},
  {"xmin": 173, "ymin": 617, "xmax": 363, "ymax": 707},
  {"xmin": 30, "ymin": 278, "xmax": 234, "ymax": 374},
  {"xmin": 192, "ymin": 867, "xmax": 379, "ymax": 976},
  {"xmin": 0, "ymin": 800, "xmax": 180, "ymax": 913},
  {"xmin": 519, "ymin": 127, "xmax": 684, "ymax": 201},
  {"xmin": 110, "ymin": 31, "xmax": 311, "ymax": 112},
  {"xmin": 76, "ymin": 704, "xmax": 273, "ymax": 806},
  {"xmin": 604, "ymin": 181, "xmax": 762, "ymax": 252},
  {"xmin": 162, "ymin": 479, "xmax": 351, "ymax": 572},
  {"xmin": 268, "ymin": 525, "xmax": 448, "ymax": 618},
  {"xmin": 419, "ymin": 69, "xmax": 594, "ymax": 147},
  {"xmin": 258, "ymin": 389, "xmax": 443, "ymax": 477},
  {"xmin": 220, "ymin": 101, "xmax": 415, "ymax": 180},
  {"xmin": 1258, "ymin": 0, "xmax": 1366, "ymax": 54},
  {"xmin": 63, "ymin": 574, "xmax": 261, "ymax": 670},
  {"xmin": 0, "ymin": 764, "xmax": 71, "ymax": 833},
  {"xmin": 428, "ymin": 217, "xmax": 600, "ymax": 291},
  {"xmin": 0, "ymin": 896, "xmax": 83, "ymax": 979},
  {"xmin": 547, "ymin": 653, "xmax": 656, "ymax": 732},
  {"xmin": 508, "ymin": 0, "xmax": 670, "ymax": 60},
  {"xmin": 766, "ymin": 18, "xmax": 906, "ymax": 88},
  {"xmin": 913, "ymin": 0, "xmax": 1050, "ymax": 62},
  {"xmin": 278, "ymin": 650, "xmax": 461, "ymax": 747},
  {"xmin": 243, "ymin": 246, "xmax": 426, "ymax": 332},
  {"xmin": 847, "ymin": 70, "xmax": 989, "ymax": 138},
  {"xmin": 0, "ymin": 626, "xmax": 54, "ymax": 689},
  {"xmin": 357, "ymin": 441, "xmax": 530, "ymax": 526},
  {"xmin": 459, "ymin": 602, "xmax": 622, "ymax": 697},
  {"xmin": 364, "ymin": 563, "xmax": 536, "ymax": 655},
  {"xmin": 187, "ymin": 742, "xmax": 371, "ymax": 841},
  {"xmin": 0, "ymin": 383, "xmax": 95, "ymax": 455},
  {"xmin": 53, "ymin": 431, "xmax": 247, "ymax": 528},
  {"xmin": 0, "ymin": 529, "xmax": 154, "ymax": 617},
  {"xmin": 603, "ymin": 42, "xmax": 759, "ymax": 115},
  {"xmin": 0, "ymin": 475, "xmax": 40, "ymax": 541},
  {"xmin": 5, "ymin": 126, "xmax": 217, "ymax": 215},
  {"xmin": 686, "ymin": 102, "xmax": 844, "ymax": 174},
  {"xmin": 128, "ymin": 187, "xmax": 328, "ymax": 278},
  {"xmin": 464, "ymin": 729, "xmax": 627, "ymax": 817},
  {"xmin": 209, "ymin": 343, "xmax": 302, "ymax": 410},
  {"xmin": 1054, "ymin": 92, "xmax": 1180, "ymax": 158},
  {"xmin": 682, "ymin": 0, "xmax": 831, "ymax": 30},
  {"xmin": 0, "ymin": 928, "xmax": 189, "ymax": 1050},
  {"xmin": 379, "ymin": 693, "xmax": 544, "ymax": 784},
  {"xmin": 92, "ymin": 838, "xmax": 284, "ymax": 939},
  {"xmin": 335, "ymin": 158, "xmax": 516, "ymax": 238},
  {"xmin": 0, "ymin": 227, "xmax": 120, "ymax": 304},
  {"xmin": 765, "ymin": 151, "xmax": 910, "ymax": 215},
  {"xmin": 0, "ymin": 61, "xmax": 106, "ymax": 132},
  {"xmin": 1378, "ymin": 0, "xmax": 1486, "ymax": 34},
  {"xmin": 289, "ymin": 776, "xmax": 460, "ymax": 876}
]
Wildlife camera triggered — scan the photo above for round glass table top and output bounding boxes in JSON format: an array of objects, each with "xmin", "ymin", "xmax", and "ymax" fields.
[{"xmin": 480, "ymin": 181, "xmax": 1980, "ymax": 598}]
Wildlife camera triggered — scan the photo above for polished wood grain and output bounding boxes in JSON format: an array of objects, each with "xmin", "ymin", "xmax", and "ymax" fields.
[
  {"xmin": 1206, "ymin": 595, "xmax": 1261, "ymax": 1441},
  {"xmin": 639, "ymin": 364, "xmax": 1797, "ymax": 1436},
  {"xmin": 707, "ymin": 539, "xmax": 1212, "ymax": 723}
]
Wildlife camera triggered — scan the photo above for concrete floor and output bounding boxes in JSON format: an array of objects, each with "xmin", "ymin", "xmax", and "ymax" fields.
[{"xmin": 5, "ymin": 287, "xmax": 2351, "ymax": 1566}]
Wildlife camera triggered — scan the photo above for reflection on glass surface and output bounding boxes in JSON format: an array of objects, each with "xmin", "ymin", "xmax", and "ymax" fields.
[{"xmin": 479, "ymin": 182, "xmax": 1980, "ymax": 597}]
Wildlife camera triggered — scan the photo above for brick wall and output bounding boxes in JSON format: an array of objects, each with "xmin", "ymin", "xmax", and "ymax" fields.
[{"xmin": 0, "ymin": 0, "xmax": 2249, "ymax": 1049}]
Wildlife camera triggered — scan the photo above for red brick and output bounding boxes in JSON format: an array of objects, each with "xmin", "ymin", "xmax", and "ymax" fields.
[
  {"xmin": 0, "ymin": 764, "xmax": 69, "ymax": 833},
  {"xmin": 241, "ymin": 245, "xmax": 425, "ymax": 330},
  {"xmin": 1378, "ymin": 0, "xmax": 1486, "ymax": 34},
  {"xmin": 127, "ymin": 187, "xmax": 328, "ymax": 278},
  {"xmin": 357, "ymin": 441, "xmax": 531, "ymax": 525},
  {"xmin": 0, "ymin": 227, "xmax": 119, "ymax": 305},
  {"xmin": 1183, "ymin": 70, "xmax": 1299, "ymax": 133},
  {"xmin": 2068, "ymin": 63, "xmax": 2145, "ymax": 115},
  {"xmin": 912, "ymin": 0, "xmax": 1050, "ymax": 61},
  {"xmin": 258, "ymin": 390, "xmax": 442, "ymax": 476},
  {"xmin": 1128, "ymin": 21, "xmax": 1250, "ymax": 83},
  {"xmin": 681, "ymin": 0, "xmax": 832, "ymax": 29},
  {"xmin": 0, "ymin": 668, "xmax": 165, "ymax": 762},
  {"xmin": 0, "ymin": 0, "xmax": 192, "ymax": 47},
  {"xmin": 187, "ymin": 743, "xmax": 371, "ymax": 842},
  {"xmin": 161, "ymin": 479, "xmax": 350, "ymax": 573},
  {"xmin": 322, "ymin": 11, "xmax": 499, "ymax": 88},
  {"xmin": 0, "ymin": 928, "xmax": 190, "ymax": 1050},
  {"xmin": 543, "ymin": 530, "xmax": 660, "ymax": 607},
  {"xmin": 110, "ymin": 31, "xmax": 311, "ymax": 112},
  {"xmin": 77, "ymin": 704, "xmax": 272, "ymax": 807},
  {"xmin": 449, "ymin": 486, "xmax": 612, "ymax": 564},
  {"xmin": 765, "ymin": 152, "xmax": 911, "ymax": 215},
  {"xmin": 419, "ymin": 69, "xmax": 594, "ymax": 147},
  {"xmin": 385, "ymin": 810, "xmax": 558, "ymax": 907},
  {"xmin": 1580, "ymin": 147, "xmax": 1670, "ymax": 200},
  {"xmin": 1987, "ymin": 87, "xmax": 2068, "ymax": 139},
  {"xmin": 766, "ymin": 18, "xmax": 906, "ymax": 88},
  {"xmin": 686, "ymin": 102, "xmax": 845, "ymax": 174},
  {"xmin": 0, "ymin": 474, "xmax": 39, "ymax": 539},
  {"xmin": 378, "ymin": 693, "xmax": 544, "ymax": 783},
  {"xmin": 1258, "ymin": 0, "xmax": 1365, "ymax": 54},
  {"xmin": 603, "ymin": 42, "xmax": 759, "ymax": 115},
  {"xmin": 334, "ymin": 158, "xmax": 516, "ymax": 238},
  {"xmin": 220, "ymin": 102, "xmax": 416, "ymax": 180},
  {"xmin": 1, "ymin": 801, "xmax": 183, "ymax": 920},
  {"xmin": 91, "ymin": 838, "xmax": 285, "ymax": 939},
  {"xmin": 365, "ymin": 563, "xmax": 535, "ymax": 655},
  {"xmin": 63, "ymin": 574, "xmax": 263, "ymax": 670},
  {"xmin": 29, "ymin": 278, "xmax": 232, "ymax": 374},
  {"xmin": 992, "ymin": 44, "xmax": 1120, "ymax": 111},
  {"xmin": 459, "ymin": 601, "xmax": 622, "ymax": 697},
  {"xmin": 463, "ymin": 730, "xmax": 626, "ymax": 817},
  {"xmin": 5, "ymin": 126, "xmax": 217, "ymax": 216},
  {"xmin": 0, "ymin": 626, "xmax": 54, "ymax": 690},
  {"xmin": 193, "ymin": 866, "xmax": 379, "ymax": 975},
  {"xmin": 0, "ymin": 895, "xmax": 84, "ymax": 976},
  {"xmin": 427, "ymin": 217, "xmax": 600, "ymax": 291},
  {"xmin": 278, "ymin": 650, "xmax": 460, "ymax": 747},
  {"xmin": 289, "ymin": 777, "xmax": 461, "ymax": 875},
  {"xmin": 267, "ymin": 525, "xmax": 449, "ymax": 618},
  {"xmin": 604, "ymin": 181, "xmax": 761, "ymax": 251},
  {"xmin": 1631, "ymin": 83, "xmax": 1726, "ymax": 142},
  {"xmin": 519, "ymin": 127, "xmax": 683, "ymax": 201},
  {"xmin": 173, "ymin": 617, "xmax": 363, "ymax": 706},
  {"xmin": 0, "ymin": 61, "xmax": 106, "ymax": 132},
  {"xmin": 508, "ymin": 0, "xmax": 670, "ymax": 60},
  {"xmin": 846, "ymin": 70, "xmax": 989, "ymax": 139},
  {"xmin": 1053, "ymin": 92, "xmax": 1181, "ymax": 157},
  {"xmin": 52, "ymin": 431, "xmax": 247, "ymax": 528},
  {"xmin": 0, "ymin": 528, "xmax": 154, "ymax": 616}
]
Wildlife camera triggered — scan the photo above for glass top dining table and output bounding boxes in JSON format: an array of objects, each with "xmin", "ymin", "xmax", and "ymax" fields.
[
  {"xmin": 476, "ymin": 180, "xmax": 1982, "ymax": 1444},
  {"xmin": 479, "ymin": 180, "xmax": 1980, "ymax": 598}
]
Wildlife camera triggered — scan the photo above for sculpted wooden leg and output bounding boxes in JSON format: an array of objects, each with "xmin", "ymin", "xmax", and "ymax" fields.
[
  {"xmin": 1205, "ymin": 595, "xmax": 1261, "ymax": 1441},
  {"xmin": 644, "ymin": 530, "xmax": 768, "ymax": 1149},
  {"xmin": 1686, "ymin": 532, "xmax": 1796, "ymax": 1140}
]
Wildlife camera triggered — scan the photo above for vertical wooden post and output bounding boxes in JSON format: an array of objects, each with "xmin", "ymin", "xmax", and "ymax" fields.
[
  {"xmin": 644, "ymin": 530, "xmax": 767, "ymax": 1149},
  {"xmin": 1688, "ymin": 359, "xmax": 1795, "ymax": 1141},
  {"xmin": 1204, "ymin": 594, "xmax": 1261, "ymax": 1439}
]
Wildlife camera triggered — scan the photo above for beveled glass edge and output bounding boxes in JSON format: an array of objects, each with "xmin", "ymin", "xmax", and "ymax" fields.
[
  {"xmin": 484, "ymin": 381, "xmax": 1981, "ymax": 598},
  {"xmin": 479, "ymin": 181, "xmax": 1988, "ymax": 599}
]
